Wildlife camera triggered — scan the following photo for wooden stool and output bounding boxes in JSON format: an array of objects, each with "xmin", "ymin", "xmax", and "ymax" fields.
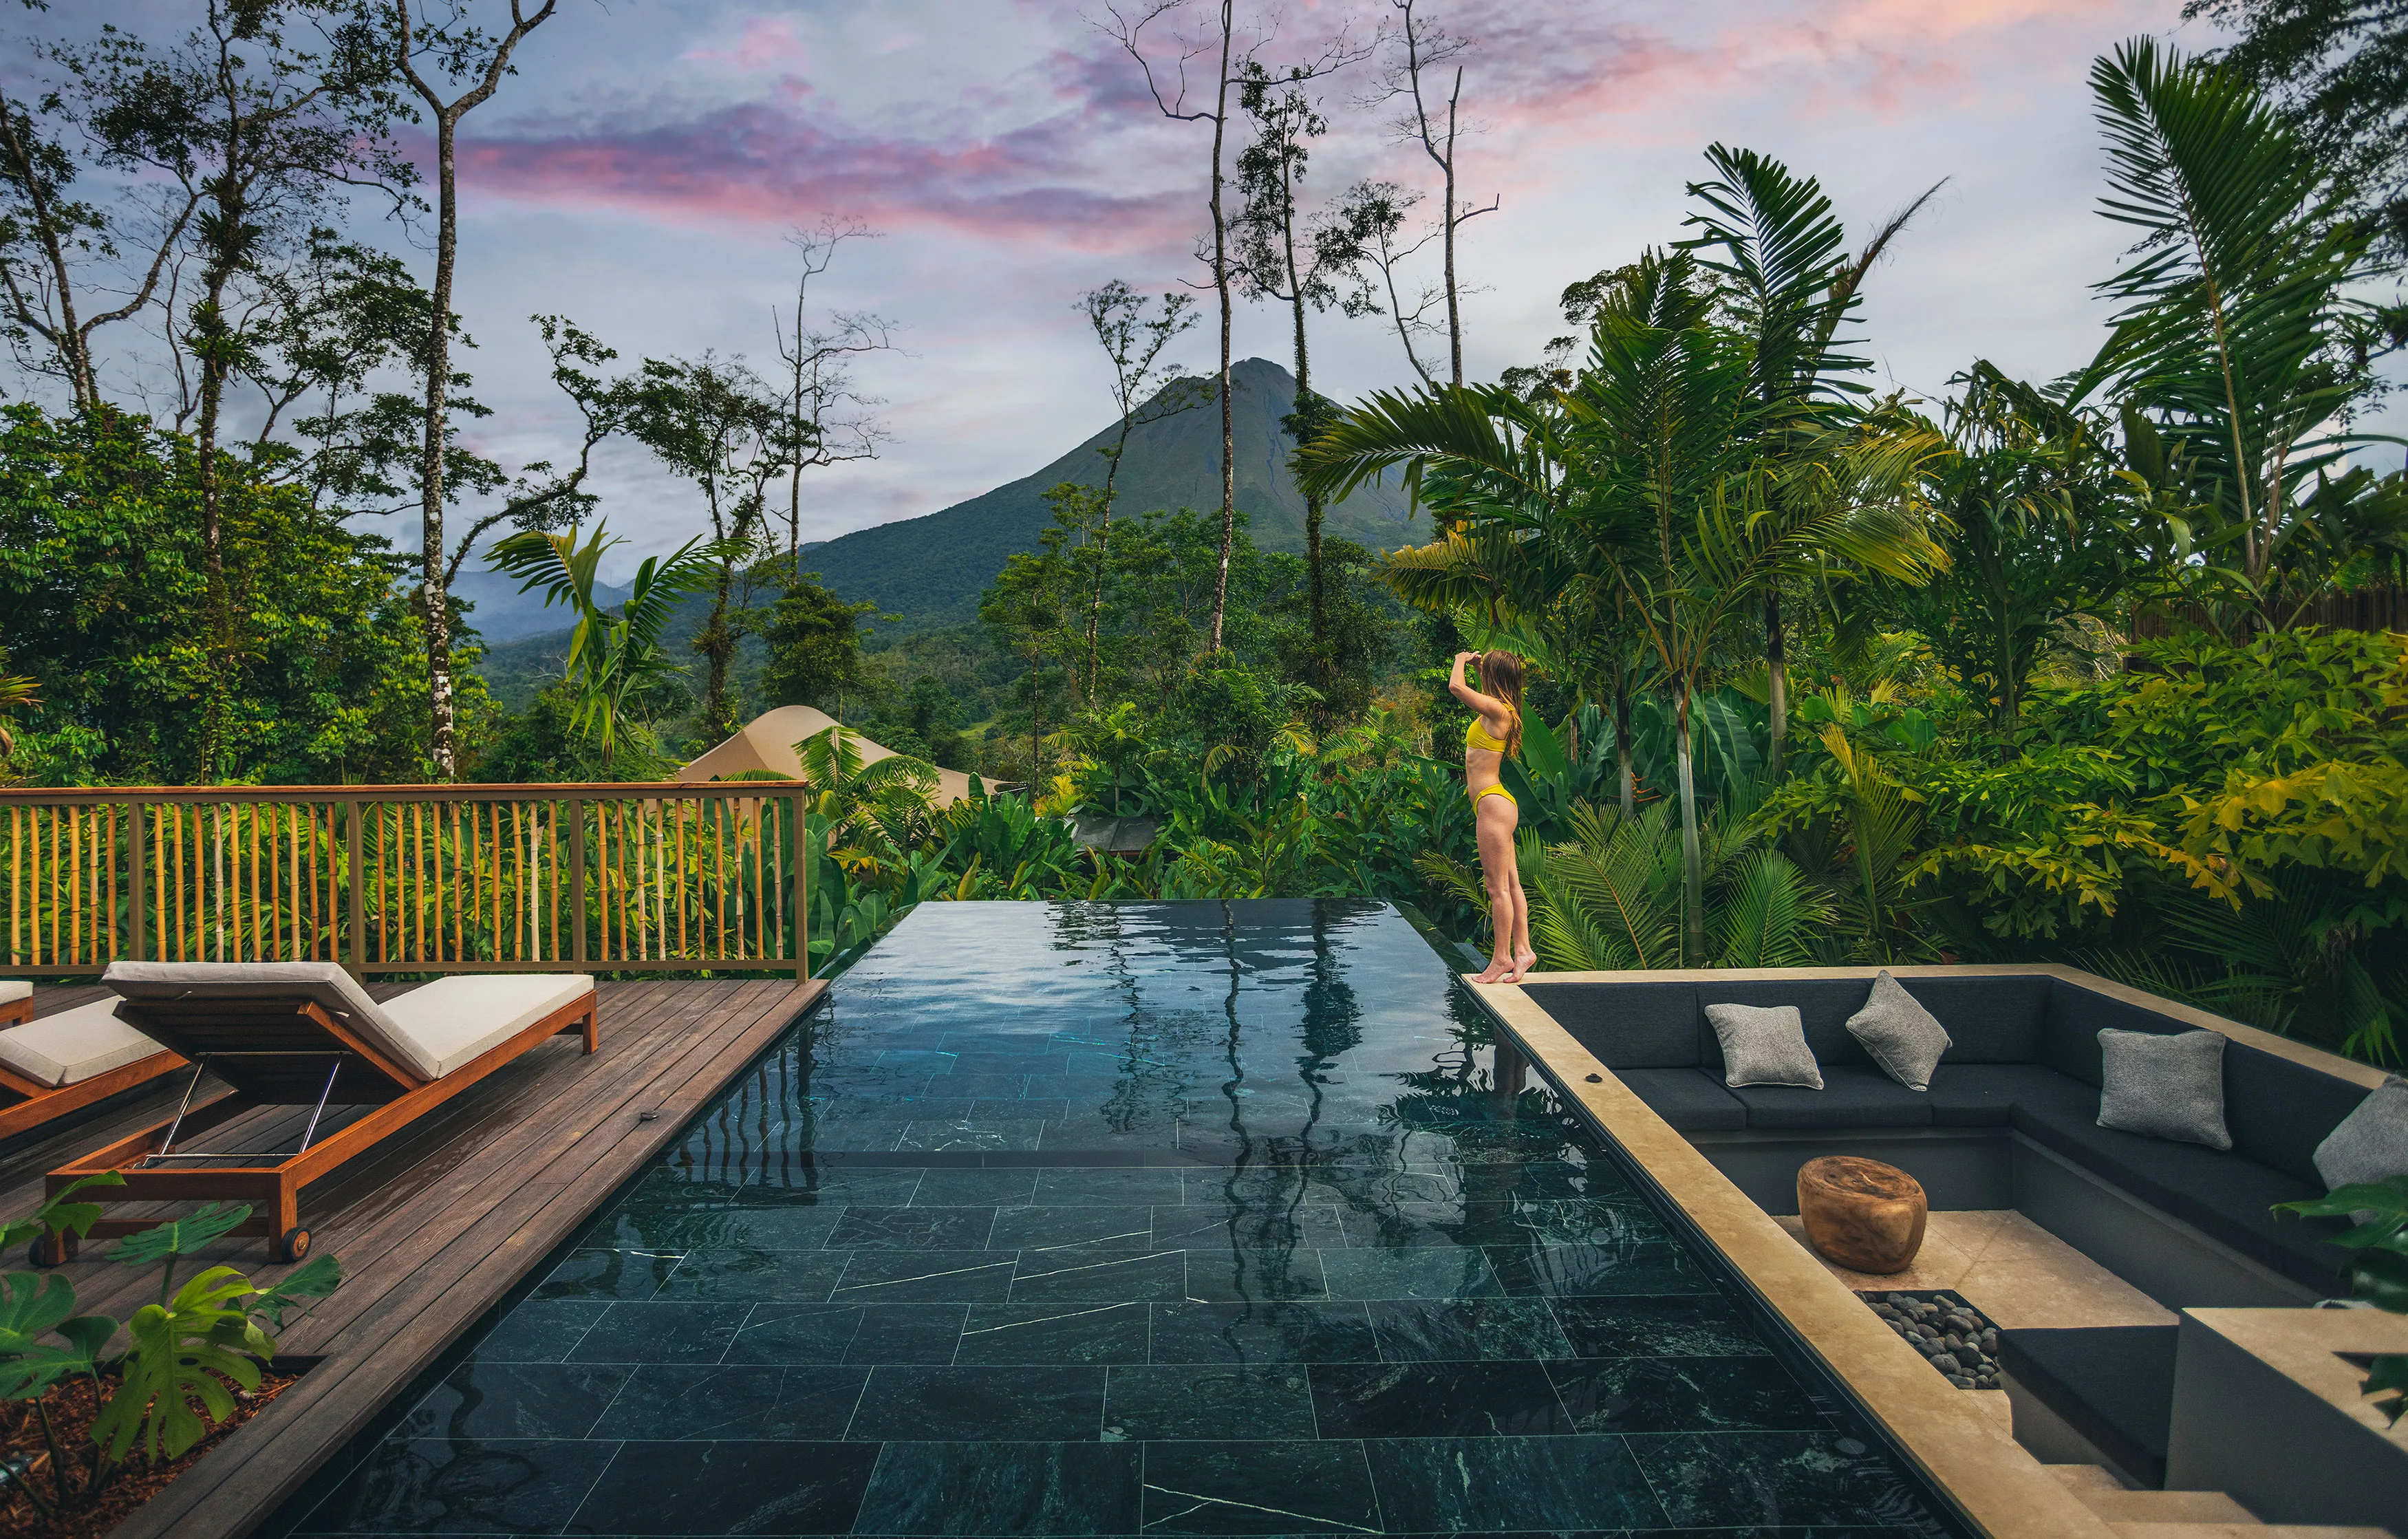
[{"xmin": 1797, "ymin": 1155, "xmax": 1927, "ymax": 1274}]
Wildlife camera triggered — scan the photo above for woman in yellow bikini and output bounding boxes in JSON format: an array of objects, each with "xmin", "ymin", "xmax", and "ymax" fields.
[{"xmin": 1450, "ymin": 649, "xmax": 1535, "ymax": 984}]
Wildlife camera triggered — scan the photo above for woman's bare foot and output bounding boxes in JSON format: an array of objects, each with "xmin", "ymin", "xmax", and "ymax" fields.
[
  {"xmin": 1472, "ymin": 955, "xmax": 1513, "ymax": 984},
  {"xmin": 1510, "ymin": 948, "xmax": 1538, "ymax": 982}
]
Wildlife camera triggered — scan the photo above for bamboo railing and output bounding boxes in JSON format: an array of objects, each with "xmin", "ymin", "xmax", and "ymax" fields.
[{"xmin": 0, "ymin": 784, "xmax": 807, "ymax": 978}]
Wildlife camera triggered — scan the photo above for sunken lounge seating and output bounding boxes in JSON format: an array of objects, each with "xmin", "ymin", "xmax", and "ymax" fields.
[{"xmin": 1519, "ymin": 968, "xmax": 2376, "ymax": 1308}]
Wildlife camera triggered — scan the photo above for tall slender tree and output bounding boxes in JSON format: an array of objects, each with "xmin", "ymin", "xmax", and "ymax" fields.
[
  {"xmin": 1366, "ymin": 0, "xmax": 1495, "ymax": 386},
  {"xmin": 390, "ymin": 0, "xmax": 562, "ymax": 779},
  {"xmin": 1235, "ymin": 63, "xmax": 1359, "ymax": 707},
  {"xmin": 1075, "ymin": 279, "xmax": 1198, "ymax": 698},
  {"xmin": 773, "ymin": 217, "xmax": 895, "ymax": 579}
]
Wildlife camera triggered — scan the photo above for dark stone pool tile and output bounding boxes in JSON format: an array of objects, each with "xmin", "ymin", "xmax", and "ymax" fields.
[
  {"xmin": 1310, "ymin": 1359, "xmax": 1573, "ymax": 1438},
  {"xmin": 1548, "ymin": 1295, "xmax": 1770, "ymax": 1357},
  {"xmin": 854, "ymin": 1440, "xmax": 1142, "ymax": 1535},
  {"xmin": 849, "ymin": 1364, "xmax": 1107, "ymax": 1441},
  {"xmin": 532, "ymin": 1247, "xmax": 682, "ymax": 1301},
  {"xmin": 471, "ymin": 1300, "xmax": 605, "ymax": 1363},
  {"xmin": 1139, "ymin": 1439, "xmax": 1380, "ymax": 1535},
  {"xmin": 910, "ymin": 1166, "xmax": 1041, "ymax": 1206},
  {"xmin": 652, "ymin": 1247, "xmax": 850, "ymax": 1302},
  {"xmin": 1011, "ymin": 1245, "xmax": 1188, "ymax": 1302},
  {"xmin": 296, "ymin": 1436, "xmax": 618, "ymax": 1534},
  {"xmin": 846, "ymin": 1302, "xmax": 970, "ymax": 1364},
  {"xmin": 1101, "ymin": 1362, "xmax": 1314, "ymax": 1441},
  {"xmin": 1178, "ymin": 1245, "xmax": 1329, "ymax": 1304},
  {"xmin": 1342, "ymin": 1198, "xmax": 1670, "ymax": 1249},
  {"xmin": 566, "ymin": 1301, "xmax": 749, "ymax": 1364},
  {"xmin": 1362, "ymin": 1433, "xmax": 1667, "ymax": 1532},
  {"xmin": 571, "ymin": 1439, "xmax": 878, "ymax": 1535},
  {"xmin": 772, "ymin": 1167, "xmax": 927, "ymax": 1205},
  {"xmin": 1147, "ymin": 1302, "xmax": 1379, "ymax": 1365},
  {"xmin": 1549, "ymin": 1355, "xmax": 1827, "ymax": 1432},
  {"xmin": 944, "ymin": 1051, "xmax": 1071, "ymax": 1077},
  {"xmin": 1368, "ymin": 1298, "xmax": 1574, "ymax": 1362},
  {"xmin": 1318, "ymin": 1246, "xmax": 1503, "ymax": 1302},
  {"xmin": 828, "ymin": 1205, "xmax": 999, "ymax": 1249},
  {"xmin": 692, "ymin": 1203, "xmax": 848, "ymax": 1249},
  {"xmin": 989, "ymin": 1096, "xmax": 1072, "ymax": 1121},
  {"xmin": 989, "ymin": 1205, "xmax": 1157, "ymax": 1251},
  {"xmin": 901, "ymin": 1117, "xmax": 1053, "ymax": 1152},
  {"xmin": 937, "ymin": 1072, "xmax": 1033, "ymax": 1099},
  {"xmin": 1036, "ymin": 1167, "xmax": 1190, "ymax": 1205},
  {"xmin": 1151, "ymin": 1205, "xmax": 1347, "ymax": 1251},
  {"xmin": 831, "ymin": 1250, "xmax": 1020, "ymax": 1303},
  {"xmin": 957, "ymin": 1302, "xmax": 1154, "ymax": 1365},
  {"xmin": 397, "ymin": 1361, "xmax": 627, "ymax": 1441},
  {"xmin": 1486, "ymin": 1241, "xmax": 1714, "ymax": 1298},
  {"xmin": 722, "ymin": 1302, "xmax": 861, "ymax": 1364},
  {"xmin": 588, "ymin": 1363, "xmax": 868, "ymax": 1439},
  {"xmin": 1626, "ymin": 1430, "xmax": 1936, "ymax": 1529}
]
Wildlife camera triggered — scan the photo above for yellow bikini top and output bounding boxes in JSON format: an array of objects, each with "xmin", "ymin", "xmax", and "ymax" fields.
[{"xmin": 1465, "ymin": 709, "xmax": 1516, "ymax": 755}]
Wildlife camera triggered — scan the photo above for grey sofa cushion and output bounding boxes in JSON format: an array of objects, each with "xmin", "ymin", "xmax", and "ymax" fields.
[
  {"xmin": 1698, "ymin": 980, "xmax": 1871, "ymax": 1072},
  {"xmin": 1923, "ymin": 1063, "xmax": 2096, "ymax": 1128},
  {"xmin": 1616, "ymin": 1068, "xmax": 1747, "ymax": 1132},
  {"xmin": 2097, "ymin": 1028, "xmax": 2231, "ymax": 1150},
  {"xmin": 1729, "ymin": 1067, "xmax": 1933, "ymax": 1130},
  {"xmin": 1893, "ymin": 974, "xmax": 2048, "ymax": 1062},
  {"xmin": 1847, "ymin": 971, "xmax": 1953, "ymax": 1090},
  {"xmin": 2012, "ymin": 1098, "xmax": 2349, "ymax": 1292},
  {"xmin": 2314, "ymin": 1075, "xmax": 2408, "ymax": 1220},
  {"xmin": 1705, "ymin": 1002, "xmax": 1823, "ymax": 1089}
]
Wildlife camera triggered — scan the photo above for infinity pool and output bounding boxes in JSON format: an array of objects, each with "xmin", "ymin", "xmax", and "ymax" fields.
[{"xmin": 281, "ymin": 900, "xmax": 1964, "ymax": 1536}]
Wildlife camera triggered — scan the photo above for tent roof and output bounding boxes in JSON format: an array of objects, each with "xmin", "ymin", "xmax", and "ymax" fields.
[{"xmin": 675, "ymin": 705, "xmax": 980, "ymax": 807}]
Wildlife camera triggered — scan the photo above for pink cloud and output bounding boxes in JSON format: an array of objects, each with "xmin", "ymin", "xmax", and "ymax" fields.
[{"xmin": 685, "ymin": 16, "xmax": 811, "ymax": 74}]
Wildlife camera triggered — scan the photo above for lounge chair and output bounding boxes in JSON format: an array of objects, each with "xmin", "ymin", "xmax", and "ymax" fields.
[
  {"xmin": 39, "ymin": 962, "xmax": 596, "ymax": 1264},
  {"xmin": 0, "ymin": 980, "xmax": 31, "ymax": 1028},
  {"xmin": 0, "ymin": 998, "xmax": 185, "ymax": 1142}
]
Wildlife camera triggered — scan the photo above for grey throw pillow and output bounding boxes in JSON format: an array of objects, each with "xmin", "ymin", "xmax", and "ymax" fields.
[
  {"xmin": 1706, "ymin": 1002, "xmax": 1823, "ymax": 1090},
  {"xmin": 2314, "ymin": 1075, "xmax": 2408, "ymax": 1223},
  {"xmin": 2096, "ymin": 1029, "xmax": 2230, "ymax": 1150},
  {"xmin": 1847, "ymin": 971, "xmax": 1953, "ymax": 1092}
]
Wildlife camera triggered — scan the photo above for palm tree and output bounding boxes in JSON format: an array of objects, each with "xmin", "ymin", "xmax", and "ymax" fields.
[
  {"xmin": 488, "ymin": 521, "xmax": 746, "ymax": 764},
  {"xmin": 1304, "ymin": 250, "xmax": 1946, "ymax": 962},
  {"xmin": 2083, "ymin": 37, "xmax": 2402, "ymax": 630}
]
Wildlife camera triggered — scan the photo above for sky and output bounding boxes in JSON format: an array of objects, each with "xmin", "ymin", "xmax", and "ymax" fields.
[{"xmin": 33, "ymin": 0, "xmax": 2407, "ymax": 577}]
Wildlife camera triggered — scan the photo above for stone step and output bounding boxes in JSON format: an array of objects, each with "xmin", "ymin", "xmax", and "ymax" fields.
[
  {"xmin": 2073, "ymin": 1487, "xmax": 2257, "ymax": 1522},
  {"xmin": 2109, "ymin": 1525, "xmax": 2395, "ymax": 1539},
  {"xmin": 2052, "ymin": 1464, "xmax": 2131, "ymax": 1492}
]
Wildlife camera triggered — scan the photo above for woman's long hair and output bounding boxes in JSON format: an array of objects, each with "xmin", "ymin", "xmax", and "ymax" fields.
[{"xmin": 1480, "ymin": 649, "xmax": 1525, "ymax": 759}]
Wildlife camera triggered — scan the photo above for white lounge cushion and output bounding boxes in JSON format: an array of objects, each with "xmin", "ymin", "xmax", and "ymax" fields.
[
  {"xmin": 382, "ymin": 975, "xmax": 594, "ymax": 1079},
  {"xmin": 0, "ymin": 980, "xmax": 31, "ymax": 1006},
  {"xmin": 0, "ymin": 1000, "xmax": 166, "ymax": 1089},
  {"xmin": 103, "ymin": 962, "xmax": 588, "ymax": 1083}
]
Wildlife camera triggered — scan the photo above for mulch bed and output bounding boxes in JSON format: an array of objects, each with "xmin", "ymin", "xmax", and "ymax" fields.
[
  {"xmin": 0, "ymin": 1366, "xmax": 303, "ymax": 1538},
  {"xmin": 1860, "ymin": 1287, "xmax": 2003, "ymax": 1389}
]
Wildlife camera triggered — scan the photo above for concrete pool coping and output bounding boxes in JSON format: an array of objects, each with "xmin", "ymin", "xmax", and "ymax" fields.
[{"xmin": 1466, "ymin": 971, "xmax": 2125, "ymax": 1539}]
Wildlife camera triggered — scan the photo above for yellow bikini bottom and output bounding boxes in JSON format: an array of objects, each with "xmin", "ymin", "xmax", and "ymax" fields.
[{"xmin": 1471, "ymin": 783, "xmax": 1516, "ymax": 810}]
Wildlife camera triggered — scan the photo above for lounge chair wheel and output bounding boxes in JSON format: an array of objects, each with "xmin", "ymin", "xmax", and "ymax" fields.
[
  {"xmin": 27, "ymin": 1233, "xmax": 65, "ymax": 1268},
  {"xmin": 277, "ymin": 1226, "xmax": 312, "ymax": 1264}
]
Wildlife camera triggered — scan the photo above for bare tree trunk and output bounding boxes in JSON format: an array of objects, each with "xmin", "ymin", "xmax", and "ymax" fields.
[
  {"xmin": 419, "ymin": 109, "xmax": 459, "ymax": 777},
  {"xmin": 1613, "ymin": 667, "xmax": 1634, "ymax": 818},
  {"xmin": 1205, "ymin": 0, "xmax": 1236, "ymax": 656},
  {"xmin": 397, "ymin": 0, "xmax": 560, "ymax": 782},
  {"xmin": 1765, "ymin": 590, "xmax": 1786, "ymax": 779},
  {"xmin": 1673, "ymin": 673, "xmax": 1704, "ymax": 964},
  {"xmin": 1441, "ymin": 67, "xmax": 1462, "ymax": 387}
]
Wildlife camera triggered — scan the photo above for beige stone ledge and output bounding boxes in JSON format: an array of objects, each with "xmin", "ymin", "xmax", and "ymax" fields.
[
  {"xmin": 1468, "ymin": 972, "xmax": 2125, "ymax": 1539},
  {"xmin": 2186, "ymin": 1306, "xmax": 2408, "ymax": 1447}
]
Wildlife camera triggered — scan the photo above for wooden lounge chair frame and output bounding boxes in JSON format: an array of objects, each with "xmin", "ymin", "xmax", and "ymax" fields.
[
  {"xmin": 41, "ymin": 987, "xmax": 596, "ymax": 1264},
  {"xmin": 0, "ymin": 991, "xmax": 31, "ymax": 1029},
  {"xmin": 0, "ymin": 1048, "xmax": 188, "ymax": 1144}
]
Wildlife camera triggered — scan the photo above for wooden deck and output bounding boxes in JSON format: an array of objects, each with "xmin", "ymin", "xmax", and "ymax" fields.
[{"xmin": 0, "ymin": 976, "xmax": 826, "ymax": 1539}]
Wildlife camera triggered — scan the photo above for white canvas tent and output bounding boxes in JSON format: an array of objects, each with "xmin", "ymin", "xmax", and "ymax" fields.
[{"xmin": 675, "ymin": 705, "xmax": 981, "ymax": 807}]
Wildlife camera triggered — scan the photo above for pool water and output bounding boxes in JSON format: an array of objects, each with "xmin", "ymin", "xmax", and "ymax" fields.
[{"xmin": 284, "ymin": 900, "xmax": 1964, "ymax": 1537}]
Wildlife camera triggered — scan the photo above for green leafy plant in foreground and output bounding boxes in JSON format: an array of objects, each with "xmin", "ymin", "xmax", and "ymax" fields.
[
  {"xmin": 0, "ymin": 1182, "xmax": 341, "ymax": 1525},
  {"xmin": 2275, "ymin": 1174, "xmax": 2408, "ymax": 1425}
]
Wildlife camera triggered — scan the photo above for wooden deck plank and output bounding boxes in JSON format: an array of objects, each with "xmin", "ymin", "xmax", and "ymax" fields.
[
  {"xmin": 125, "ymin": 980, "xmax": 815, "ymax": 1539},
  {"xmin": 0, "ymin": 976, "xmax": 825, "ymax": 1539}
]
